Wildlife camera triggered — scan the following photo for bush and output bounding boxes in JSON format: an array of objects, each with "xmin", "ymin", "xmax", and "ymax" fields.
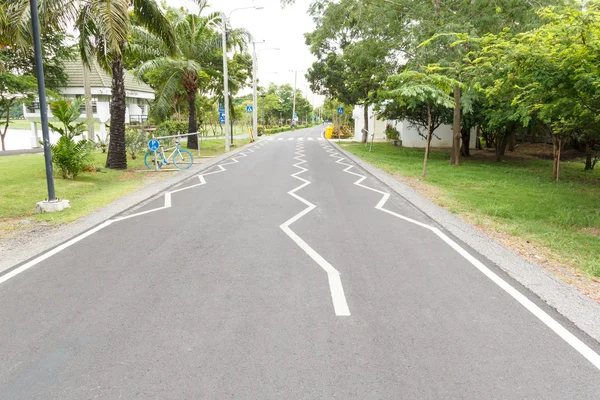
[
  {"xmin": 156, "ymin": 120, "xmax": 188, "ymax": 137},
  {"xmin": 48, "ymin": 98, "xmax": 93, "ymax": 179},
  {"xmin": 51, "ymin": 137, "xmax": 93, "ymax": 179},
  {"xmin": 125, "ymin": 129, "xmax": 147, "ymax": 160},
  {"xmin": 385, "ymin": 123, "xmax": 399, "ymax": 141}
]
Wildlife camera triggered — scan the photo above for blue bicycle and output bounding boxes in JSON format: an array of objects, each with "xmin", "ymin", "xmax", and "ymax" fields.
[{"xmin": 144, "ymin": 139, "xmax": 194, "ymax": 170}]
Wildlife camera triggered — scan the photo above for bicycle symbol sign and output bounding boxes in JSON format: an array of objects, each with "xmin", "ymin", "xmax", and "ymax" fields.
[{"xmin": 148, "ymin": 139, "xmax": 160, "ymax": 151}]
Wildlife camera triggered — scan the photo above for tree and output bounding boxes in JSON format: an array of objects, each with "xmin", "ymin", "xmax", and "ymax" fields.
[
  {"xmin": 0, "ymin": 72, "xmax": 37, "ymax": 151},
  {"xmin": 378, "ymin": 70, "xmax": 457, "ymax": 178},
  {"xmin": 306, "ymin": 0, "xmax": 398, "ymax": 143},
  {"xmin": 48, "ymin": 98, "xmax": 93, "ymax": 179},
  {"xmin": 77, "ymin": 0, "xmax": 176, "ymax": 169},
  {"xmin": 468, "ymin": 5, "xmax": 600, "ymax": 179}
]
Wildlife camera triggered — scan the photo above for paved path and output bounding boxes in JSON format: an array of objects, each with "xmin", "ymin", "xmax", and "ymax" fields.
[{"xmin": 1, "ymin": 127, "xmax": 600, "ymax": 399}]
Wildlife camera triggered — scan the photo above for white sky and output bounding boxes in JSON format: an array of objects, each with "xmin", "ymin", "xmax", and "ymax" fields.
[{"xmin": 170, "ymin": 0, "xmax": 324, "ymax": 106}]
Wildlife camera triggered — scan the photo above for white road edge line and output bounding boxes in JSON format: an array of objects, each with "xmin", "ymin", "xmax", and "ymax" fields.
[
  {"xmin": 0, "ymin": 150, "xmax": 251, "ymax": 286},
  {"xmin": 322, "ymin": 144, "xmax": 600, "ymax": 370},
  {"xmin": 280, "ymin": 143, "xmax": 351, "ymax": 316}
]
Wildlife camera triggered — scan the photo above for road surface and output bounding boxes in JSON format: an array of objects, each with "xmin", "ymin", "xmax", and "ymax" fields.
[{"xmin": 1, "ymin": 126, "xmax": 600, "ymax": 399}]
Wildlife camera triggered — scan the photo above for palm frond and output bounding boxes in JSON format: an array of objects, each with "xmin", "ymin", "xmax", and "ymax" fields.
[{"xmin": 132, "ymin": 0, "xmax": 177, "ymax": 56}]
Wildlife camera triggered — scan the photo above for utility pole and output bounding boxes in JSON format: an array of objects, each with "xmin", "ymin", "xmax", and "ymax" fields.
[
  {"xmin": 221, "ymin": 17, "xmax": 231, "ymax": 153},
  {"xmin": 292, "ymin": 71, "xmax": 297, "ymax": 124},
  {"xmin": 83, "ymin": 61, "xmax": 95, "ymax": 142},
  {"xmin": 261, "ymin": 94, "xmax": 265, "ymax": 126},
  {"xmin": 221, "ymin": 6, "xmax": 263, "ymax": 151},
  {"xmin": 252, "ymin": 41, "xmax": 259, "ymax": 142}
]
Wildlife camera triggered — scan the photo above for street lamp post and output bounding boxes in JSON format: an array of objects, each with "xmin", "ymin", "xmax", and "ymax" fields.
[
  {"xmin": 29, "ymin": 0, "xmax": 55, "ymax": 202},
  {"xmin": 221, "ymin": 6, "xmax": 263, "ymax": 152},
  {"xmin": 252, "ymin": 44, "xmax": 279, "ymax": 141},
  {"xmin": 290, "ymin": 70, "xmax": 304, "ymax": 126},
  {"xmin": 261, "ymin": 94, "xmax": 266, "ymax": 126}
]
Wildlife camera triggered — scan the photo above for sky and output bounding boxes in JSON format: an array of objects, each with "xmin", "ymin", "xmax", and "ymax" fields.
[{"xmin": 171, "ymin": 0, "xmax": 324, "ymax": 106}]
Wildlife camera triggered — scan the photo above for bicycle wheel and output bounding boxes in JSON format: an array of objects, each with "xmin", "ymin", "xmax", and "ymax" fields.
[
  {"xmin": 144, "ymin": 150, "xmax": 162, "ymax": 170},
  {"xmin": 173, "ymin": 149, "xmax": 193, "ymax": 169}
]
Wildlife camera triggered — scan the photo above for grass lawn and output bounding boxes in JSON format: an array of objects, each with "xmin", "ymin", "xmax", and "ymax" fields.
[
  {"xmin": 343, "ymin": 142, "xmax": 600, "ymax": 277},
  {"xmin": 0, "ymin": 139, "xmax": 246, "ymax": 229},
  {"xmin": 197, "ymin": 137, "xmax": 250, "ymax": 157},
  {"xmin": 8, "ymin": 120, "xmax": 102, "ymax": 131}
]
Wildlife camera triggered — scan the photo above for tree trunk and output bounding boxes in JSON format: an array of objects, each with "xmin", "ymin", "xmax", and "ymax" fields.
[
  {"xmin": 450, "ymin": 85, "xmax": 461, "ymax": 165},
  {"xmin": 460, "ymin": 123, "xmax": 471, "ymax": 157},
  {"xmin": 553, "ymin": 135, "xmax": 562, "ymax": 181},
  {"xmin": 362, "ymin": 105, "xmax": 369, "ymax": 143},
  {"xmin": 2, "ymin": 103, "xmax": 11, "ymax": 151},
  {"xmin": 422, "ymin": 104, "xmax": 432, "ymax": 178},
  {"xmin": 495, "ymin": 133, "xmax": 509, "ymax": 162},
  {"xmin": 585, "ymin": 142, "xmax": 593, "ymax": 171},
  {"xmin": 475, "ymin": 126, "xmax": 482, "ymax": 150},
  {"xmin": 187, "ymin": 91, "xmax": 198, "ymax": 150},
  {"xmin": 508, "ymin": 130, "xmax": 516, "ymax": 151},
  {"xmin": 106, "ymin": 56, "xmax": 127, "ymax": 169}
]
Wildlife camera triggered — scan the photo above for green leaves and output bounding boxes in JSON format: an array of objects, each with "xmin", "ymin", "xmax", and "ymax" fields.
[
  {"xmin": 48, "ymin": 98, "xmax": 89, "ymax": 139},
  {"xmin": 381, "ymin": 70, "xmax": 457, "ymax": 110}
]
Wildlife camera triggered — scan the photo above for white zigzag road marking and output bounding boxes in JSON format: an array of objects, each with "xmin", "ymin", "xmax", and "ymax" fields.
[
  {"xmin": 280, "ymin": 143, "xmax": 351, "ymax": 316},
  {"xmin": 322, "ymin": 143, "xmax": 600, "ymax": 370},
  {"xmin": 0, "ymin": 146, "xmax": 259, "ymax": 286}
]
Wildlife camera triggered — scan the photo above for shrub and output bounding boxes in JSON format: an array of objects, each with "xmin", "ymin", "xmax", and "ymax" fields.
[
  {"xmin": 125, "ymin": 129, "xmax": 147, "ymax": 160},
  {"xmin": 48, "ymin": 98, "xmax": 93, "ymax": 179},
  {"xmin": 51, "ymin": 137, "xmax": 93, "ymax": 179},
  {"xmin": 385, "ymin": 123, "xmax": 399, "ymax": 141},
  {"xmin": 156, "ymin": 120, "xmax": 187, "ymax": 137}
]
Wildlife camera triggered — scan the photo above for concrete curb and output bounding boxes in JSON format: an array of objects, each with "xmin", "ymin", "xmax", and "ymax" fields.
[
  {"xmin": 328, "ymin": 140, "xmax": 600, "ymax": 344},
  {"xmin": 0, "ymin": 140, "xmax": 260, "ymax": 276}
]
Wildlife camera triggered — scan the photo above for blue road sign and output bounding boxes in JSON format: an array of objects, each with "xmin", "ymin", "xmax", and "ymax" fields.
[
  {"xmin": 246, "ymin": 105, "xmax": 253, "ymax": 113},
  {"xmin": 337, "ymin": 107, "xmax": 344, "ymax": 115},
  {"xmin": 219, "ymin": 112, "xmax": 225, "ymax": 124},
  {"xmin": 218, "ymin": 108, "xmax": 225, "ymax": 113},
  {"xmin": 293, "ymin": 113, "xmax": 298, "ymax": 120},
  {"xmin": 148, "ymin": 139, "xmax": 160, "ymax": 151},
  {"xmin": 218, "ymin": 100, "xmax": 224, "ymax": 110}
]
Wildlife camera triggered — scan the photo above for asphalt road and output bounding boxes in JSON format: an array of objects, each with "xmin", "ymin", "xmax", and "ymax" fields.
[{"xmin": 1, "ymin": 126, "xmax": 600, "ymax": 399}]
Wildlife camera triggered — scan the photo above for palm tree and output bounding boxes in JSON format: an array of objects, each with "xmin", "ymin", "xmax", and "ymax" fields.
[
  {"xmin": 1, "ymin": 0, "xmax": 77, "ymax": 47},
  {"xmin": 76, "ymin": 0, "xmax": 176, "ymax": 169},
  {"xmin": 135, "ymin": 3, "xmax": 250, "ymax": 149}
]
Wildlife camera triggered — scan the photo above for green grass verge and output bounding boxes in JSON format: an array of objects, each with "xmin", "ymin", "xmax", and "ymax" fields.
[
  {"xmin": 343, "ymin": 143, "xmax": 600, "ymax": 277},
  {"xmin": 8, "ymin": 120, "xmax": 102, "ymax": 131},
  {"xmin": 197, "ymin": 137, "xmax": 249, "ymax": 156},
  {"xmin": 0, "ymin": 139, "xmax": 245, "ymax": 226}
]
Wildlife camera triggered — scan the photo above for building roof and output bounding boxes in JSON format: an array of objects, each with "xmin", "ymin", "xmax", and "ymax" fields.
[{"xmin": 62, "ymin": 58, "xmax": 154, "ymax": 94}]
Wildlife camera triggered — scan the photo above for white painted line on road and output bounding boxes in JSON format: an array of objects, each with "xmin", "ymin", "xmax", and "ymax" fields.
[
  {"xmin": 268, "ymin": 138, "xmax": 274, "ymax": 141},
  {"xmin": 280, "ymin": 144, "xmax": 351, "ymax": 316},
  {"xmin": 318, "ymin": 137, "xmax": 324, "ymax": 141},
  {"xmin": 0, "ymin": 151, "xmax": 251, "ymax": 286},
  {"xmin": 323, "ymin": 144, "xmax": 600, "ymax": 370},
  {"xmin": 298, "ymin": 138, "xmax": 303, "ymax": 141},
  {"xmin": 308, "ymin": 138, "xmax": 314, "ymax": 141},
  {"xmin": 0, "ymin": 220, "xmax": 114, "ymax": 286},
  {"xmin": 278, "ymin": 138, "xmax": 284, "ymax": 141},
  {"xmin": 288, "ymin": 138, "xmax": 294, "ymax": 141}
]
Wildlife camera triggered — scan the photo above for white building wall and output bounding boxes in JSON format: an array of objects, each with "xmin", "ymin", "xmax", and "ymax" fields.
[{"xmin": 353, "ymin": 105, "xmax": 476, "ymax": 148}]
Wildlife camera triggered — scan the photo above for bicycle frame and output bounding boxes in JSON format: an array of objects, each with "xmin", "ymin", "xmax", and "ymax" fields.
[{"xmin": 155, "ymin": 142, "xmax": 183, "ymax": 165}]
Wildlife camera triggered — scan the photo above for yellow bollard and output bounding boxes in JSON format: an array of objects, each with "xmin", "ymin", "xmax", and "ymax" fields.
[{"xmin": 325, "ymin": 126, "xmax": 334, "ymax": 139}]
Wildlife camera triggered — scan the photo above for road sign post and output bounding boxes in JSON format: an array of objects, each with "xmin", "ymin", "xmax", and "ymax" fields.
[{"xmin": 148, "ymin": 138, "xmax": 160, "ymax": 171}]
